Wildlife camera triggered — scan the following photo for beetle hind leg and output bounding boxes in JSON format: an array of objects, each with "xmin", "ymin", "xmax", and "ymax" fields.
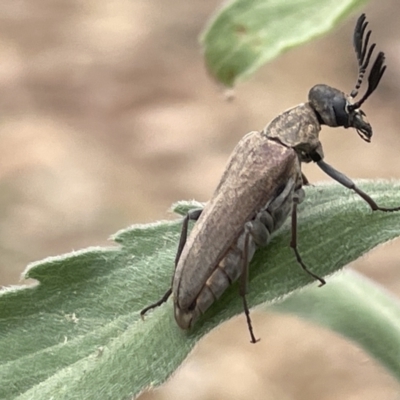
[
  {"xmin": 140, "ymin": 207, "xmax": 203, "ymax": 319},
  {"xmin": 140, "ymin": 288, "xmax": 172, "ymax": 318},
  {"xmin": 175, "ymin": 208, "xmax": 203, "ymax": 265}
]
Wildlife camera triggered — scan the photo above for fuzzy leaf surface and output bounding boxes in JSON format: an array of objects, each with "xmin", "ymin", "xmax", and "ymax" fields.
[{"xmin": 1, "ymin": 181, "xmax": 400, "ymax": 399}]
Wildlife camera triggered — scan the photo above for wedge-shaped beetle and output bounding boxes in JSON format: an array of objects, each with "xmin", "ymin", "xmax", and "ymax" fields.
[{"xmin": 141, "ymin": 14, "xmax": 400, "ymax": 343}]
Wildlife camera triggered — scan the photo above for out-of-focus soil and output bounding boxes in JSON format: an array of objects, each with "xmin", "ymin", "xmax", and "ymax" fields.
[{"xmin": 1, "ymin": 1, "xmax": 400, "ymax": 399}]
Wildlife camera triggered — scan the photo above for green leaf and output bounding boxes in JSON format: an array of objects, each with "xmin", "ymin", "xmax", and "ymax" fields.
[
  {"xmin": 1, "ymin": 180, "xmax": 400, "ymax": 399},
  {"xmin": 201, "ymin": 0, "xmax": 369, "ymax": 86},
  {"xmin": 270, "ymin": 269, "xmax": 400, "ymax": 380}
]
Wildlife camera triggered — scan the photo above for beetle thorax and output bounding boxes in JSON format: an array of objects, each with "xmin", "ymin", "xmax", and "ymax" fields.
[{"xmin": 263, "ymin": 102, "xmax": 324, "ymax": 162}]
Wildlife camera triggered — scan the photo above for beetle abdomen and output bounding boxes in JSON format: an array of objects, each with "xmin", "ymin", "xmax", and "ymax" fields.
[{"xmin": 174, "ymin": 179, "xmax": 300, "ymax": 329}]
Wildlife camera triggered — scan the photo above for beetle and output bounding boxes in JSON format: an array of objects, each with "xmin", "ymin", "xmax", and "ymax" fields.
[{"xmin": 141, "ymin": 14, "xmax": 400, "ymax": 343}]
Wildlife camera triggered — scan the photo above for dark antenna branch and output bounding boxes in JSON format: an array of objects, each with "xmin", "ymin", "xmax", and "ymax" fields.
[{"xmin": 349, "ymin": 14, "xmax": 386, "ymax": 109}]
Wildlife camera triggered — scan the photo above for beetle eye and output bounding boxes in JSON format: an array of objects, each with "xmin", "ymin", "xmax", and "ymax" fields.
[
  {"xmin": 308, "ymin": 84, "xmax": 349, "ymax": 128},
  {"xmin": 332, "ymin": 96, "xmax": 348, "ymax": 127}
]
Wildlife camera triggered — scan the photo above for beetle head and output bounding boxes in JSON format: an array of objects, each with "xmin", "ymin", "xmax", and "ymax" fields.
[{"xmin": 308, "ymin": 14, "xmax": 386, "ymax": 143}]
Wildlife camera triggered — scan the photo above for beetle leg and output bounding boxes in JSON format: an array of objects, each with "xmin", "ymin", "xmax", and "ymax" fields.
[
  {"xmin": 317, "ymin": 160, "xmax": 400, "ymax": 212},
  {"xmin": 248, "ymin": 218, "xmax": 270, "ymax": 247},
  {"xmin": 140, "ymin": 288, "xmax": 173, "ymax": 317},
  {"xmin": 290, "ymin": 194, "xmax": 326, "ymax": 286},
  {"xmin": 140, "ymin": 208, "xmax": 203, "ymax": 318},
  {"xmin": 175, "ymin": 208, "xmax": 203, "ymax": 266},
  {"xmin": 239, "ymin": 225, "xmax": 259, "ymax": 343}
]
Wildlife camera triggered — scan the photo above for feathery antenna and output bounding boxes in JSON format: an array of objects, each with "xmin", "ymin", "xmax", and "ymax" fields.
[{"xmin": 349, "ymin": 14, "xmax": 386, "ymax": 110}]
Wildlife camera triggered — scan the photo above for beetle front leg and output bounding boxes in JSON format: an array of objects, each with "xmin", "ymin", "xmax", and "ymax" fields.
[
  {"xmin": 140, "ymin": 208, "xmax": 203, "ymax": 318},
  {"xmin": 290, "ymin": 195, "xmax": 326, "ymax": 286},
  {"xmin": 317, "ymin": 160, "xmax": 400, "ymax": 212}
]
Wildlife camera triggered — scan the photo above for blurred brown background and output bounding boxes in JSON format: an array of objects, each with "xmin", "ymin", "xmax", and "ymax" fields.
[{"xmin": 1, "ymin": 1, "xmax": 400, "ymax": 399}]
